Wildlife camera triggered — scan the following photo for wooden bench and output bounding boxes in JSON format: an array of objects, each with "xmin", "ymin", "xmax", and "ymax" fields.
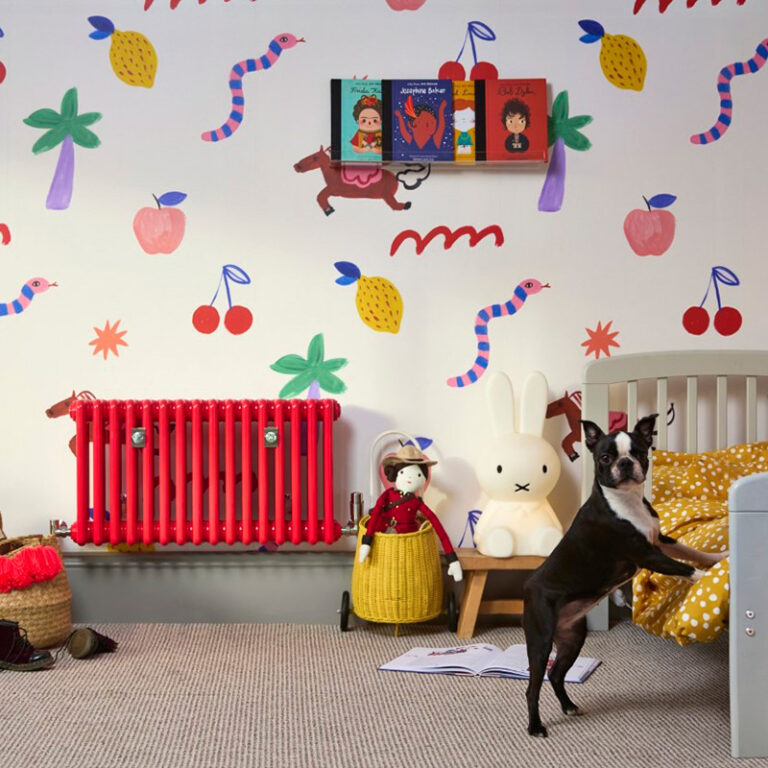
[{"xmin": 456, "ymin": 548, "xmax": 545, "ymax": 639}]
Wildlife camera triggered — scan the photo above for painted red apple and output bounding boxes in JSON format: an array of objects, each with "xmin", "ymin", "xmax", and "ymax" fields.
[
  {"xmin": 385, "ymin": 0, "xmax": 427, "ymax": 9},
  {"xmin": 0, "ymin": 61, "xmax": 6, "ymax": 86},
  {"xmin": 623, "ymin": 193, "xmax": 676, "ymax": 256},
  {"xmin": 133, "ymin": 191, "xmax": 187, "ymax": 254}
]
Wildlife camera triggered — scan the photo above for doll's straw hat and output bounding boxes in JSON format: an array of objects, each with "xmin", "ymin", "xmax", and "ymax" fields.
[{"xmin": 381, "ymin": 444, "xmax": 437, "ymax": 469}]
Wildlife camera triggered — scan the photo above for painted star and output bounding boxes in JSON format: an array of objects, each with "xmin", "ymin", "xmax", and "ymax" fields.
[
  {"xmin": 581, "ymin": 320, "xmax": 620, "ymax": 359},
  {"xmin": 89, "ymin": 319, "xmax": 128, "ymax": 360}
]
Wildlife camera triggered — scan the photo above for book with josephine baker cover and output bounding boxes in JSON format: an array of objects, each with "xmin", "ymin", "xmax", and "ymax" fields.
[{"xmin": 384, "ymin": 79, "xmax": 454, "ymax": 162}]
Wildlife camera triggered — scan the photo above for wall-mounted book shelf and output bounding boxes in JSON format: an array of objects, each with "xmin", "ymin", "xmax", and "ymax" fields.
[{"xmin": 330, "ymin": 78, "xmax": 548, "ymax": 165}]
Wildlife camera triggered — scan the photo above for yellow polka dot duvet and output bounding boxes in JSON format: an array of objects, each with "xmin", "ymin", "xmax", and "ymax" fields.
[{"xmin": 633, "ymin": 441, "xmax": 768, "ymax": 646}]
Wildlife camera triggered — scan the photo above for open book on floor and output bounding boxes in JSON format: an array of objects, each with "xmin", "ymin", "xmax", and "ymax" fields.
[{"xmin": 379, "ymin": 644, "xmax": 601, "ymax": 683}]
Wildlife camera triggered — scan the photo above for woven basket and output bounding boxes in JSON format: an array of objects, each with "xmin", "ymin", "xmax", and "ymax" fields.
[
  {"xmin": 351, "ymin": 515, "xmax": 443, "ymax": 625},
  {"xmin": 0, "ymin": 513, "xmax": 72, "ymax": 648}
]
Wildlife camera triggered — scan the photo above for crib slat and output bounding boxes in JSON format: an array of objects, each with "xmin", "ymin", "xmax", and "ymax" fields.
[
  {"xmin": 580, "ymin": 382, "xmax": 610, "ymax": 502},
  {"xmin": 626, "ymin": 381, "xmax": 638, "ymax": 432},
  {"xmin": 656, "ymin": 378, "xmax": 668, "ymax": 450},
  {"xmin": 686, "ymin": 377, "xmax": 698, "ymax": 453},
  {"xmin": 716, "ymin": 376, "xmax": 728, "ymax": 449},
  {"xmin": 746, "ymin": 377, "xmax": 757, "ymax": 444}
]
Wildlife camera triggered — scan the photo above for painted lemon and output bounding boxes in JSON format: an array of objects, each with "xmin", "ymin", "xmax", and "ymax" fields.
[
  {"xmin": 334, "ymin": 261, "xmax": 403, "ymax": 333},
  {"xmin": 579, "ymin": 19, "xmax": 646, "ymax": 92},
  {"xmin": 89, "ymin": 16, "xmax": 157, "ymax": 88}
]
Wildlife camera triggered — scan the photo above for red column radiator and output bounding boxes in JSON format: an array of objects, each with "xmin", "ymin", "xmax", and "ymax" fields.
[{"xmin": 69, "ymin": 399, "xmax": 342, "ymax": 547}]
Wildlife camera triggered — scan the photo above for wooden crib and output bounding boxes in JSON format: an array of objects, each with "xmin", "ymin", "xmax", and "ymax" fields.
[{"xmin": 579, "ymin": 349, "xmax": 768, "ymax": 759}]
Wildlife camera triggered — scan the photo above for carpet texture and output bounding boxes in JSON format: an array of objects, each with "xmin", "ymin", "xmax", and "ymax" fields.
[{"xmin": 1, "ymin": 620, "xmax": 765, "ymax": 768}]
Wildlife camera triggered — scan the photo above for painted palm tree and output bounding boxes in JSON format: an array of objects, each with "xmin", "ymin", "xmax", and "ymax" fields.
[
  {"xmin": 270, "ymin": 333, "xmax": 347, "ymax": 399},
  {"xmin": 538, "ymin": 90, "xmax": 592, "ymax": 213},
  {"xmin": 23, "ymin": 87, "xmax": 102, "ymax": 210}
]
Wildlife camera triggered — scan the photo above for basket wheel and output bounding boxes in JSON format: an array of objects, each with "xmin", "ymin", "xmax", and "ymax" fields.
[
  {"xmin": 447, "ymin": 591, "xmax": 458, "ymax": 633},
  {"xmin": 340, "ymin": 590, "xmax": 351, "ymax": 632}
]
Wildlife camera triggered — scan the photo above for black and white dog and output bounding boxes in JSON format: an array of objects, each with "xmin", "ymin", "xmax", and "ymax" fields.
[{"xmin": 522, "ymin": 414, "xmax": 726, "ymax": 737}]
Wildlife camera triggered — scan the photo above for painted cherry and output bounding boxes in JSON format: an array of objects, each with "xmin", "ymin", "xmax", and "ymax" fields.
[
  {"xmin": 682, "ymin": 306, "xmax": 709, "ymax": 335},
  {"xmin": 438, "ymin": 61, "xmax": 466, "ymax": 80},
  {"xmin": 224, "ymin": 306, "xmax": 253, "ymax": 335},
  {"xmin": 193, "ymin": 305, "xmax": 219, "ymax": 334},
  {"xmin": 714, "ymin": 307, "xmax": 742, "ymax": 336},
  {"xmin": 469, "ymin": 61, "xmax": 499, "ymax": 80},
  {"xmin": 438, "ymin": 21, "xmax": 498, "ymax": 82}
]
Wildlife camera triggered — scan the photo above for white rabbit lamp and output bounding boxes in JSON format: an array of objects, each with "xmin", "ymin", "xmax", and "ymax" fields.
[{"xmin": 472, "ymin": 370, "xmax": 563, "ymax": 558}]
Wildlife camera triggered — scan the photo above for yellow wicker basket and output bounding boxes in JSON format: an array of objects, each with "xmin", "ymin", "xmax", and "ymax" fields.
[{"xmin": 351, "ymin": 515, "xmax": 443, "ymax": 624}]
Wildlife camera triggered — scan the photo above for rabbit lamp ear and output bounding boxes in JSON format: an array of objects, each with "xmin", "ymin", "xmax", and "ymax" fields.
[
  {"xmin": 485, "ymin": 371, "xmax": 516, "ymax": 437},
  {"xmin": 519, "ymin": 371, "xmax": 548, "ymax": 437}
]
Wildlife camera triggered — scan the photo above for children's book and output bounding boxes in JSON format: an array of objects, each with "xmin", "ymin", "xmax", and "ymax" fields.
[
  {"xmin": 330, "ymin": 79, "xmax": 385, "ymax": 163},
  {"xmin": 385, "ymin": 79, "xmax": 454, "ymax": 162},
  {"xmin": 379, "ymin": 643, "xmax": 600, "ymax": 683},
  {"xmin": 452, "ymin": 81, "xmax": 476, "ymax": 163},
  {"xmin": 475, "ymin": 79, "xmax": 548, "ymax": 163}
]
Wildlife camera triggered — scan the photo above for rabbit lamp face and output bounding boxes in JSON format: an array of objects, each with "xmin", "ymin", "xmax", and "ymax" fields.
[
  {"xmin": 476, "ymin": 370, "xmax": 561, "ymax": 501},
  {"xmin": 477, "ymin": 433, "xmax": 560, "ymax": 502}
]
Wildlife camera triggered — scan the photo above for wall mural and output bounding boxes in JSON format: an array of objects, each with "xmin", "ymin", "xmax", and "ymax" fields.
[
  {"xmin": 45, "ymin": 390, "xmax": 97, "ymax": 456},
  {"xmin": 89, "ymin": 320, "xmax": 128, "ymax": 359},
  {"xmin": 201, "ymin": 33, "xmax": 305, "ymax": 142},
  {"xmin": 23, "ymin": 87, "xmax": 102, "ymax": 210},
  {"xmin": 88, "ymin": 16, "xmax": 157, "ymax": 88},
  {"xmin": 578, "ymin": 20, "xmax": 647, "ymax": 91},
  {"xmin": 0, "ymin": 26, "xmax": 6, "ymax": 85},
  {"xmin": 0, "ymin": 277, "xmax": 57, "ymax": 318},
  {"xmin": 682, "ymin": 266, "xmax": 742, "ymax": 336},
  {"xmin": 0, "ymin": 224, "xmax": 9, "ymax": 245},
  {"xmin": 334, "ymin": 261, "xmax": 403, "ymax": 334},
  {"xmin": 386, "ymin": 0, "xmax": 427, "ymax": 10},
  {"xmin": 293, "ymin": 145, "xmax": 412, "ymax": 215},
  {"xmin": 438, "ymin": 21, "xmax": 498, "ymax": 81},
  {"xmin": 133, "ymin": 192, "xmax": 187, "ymax": 255},
  {"xmin": 446, "ymin": 278, "xmax": 550, "ymax": 388},
  {"xmin": 623, "ymin": 194, "xmax": 677, "ymax": 256},
  {"xmin": 581, "ymin": 320, "xmax": 620, "ymax": 359},
  {"xmin": 390, "ymin": 225, "xmax": 503, "ymax": 256},
  {"xmin": 192, "ymin": 264, "xmax": 253, "ymax": 335},
  {"xmin": 538, "ymin": 90, "xmax": 592, "ymax": 213},
  {"xmin": 633, "ymin": 0, "xmax": 748, "ymax": 12},
  {"xmin": 690, "ymin": 38, "xmax": 768, "ymax": 145},
  {"xmin": 270, "ymin": 333, "xmax": 348, "ymax": 399}
]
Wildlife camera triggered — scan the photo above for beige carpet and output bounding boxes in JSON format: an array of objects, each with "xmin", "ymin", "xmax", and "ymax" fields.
[{"xmin": 1, "ymin": 620, "xmax": 765, "ymax": 768}]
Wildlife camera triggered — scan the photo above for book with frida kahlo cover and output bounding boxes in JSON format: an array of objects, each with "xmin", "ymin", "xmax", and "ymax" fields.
[{"xmin": 330, "ymin": 79, "xmax": 385, "ymax": 163}]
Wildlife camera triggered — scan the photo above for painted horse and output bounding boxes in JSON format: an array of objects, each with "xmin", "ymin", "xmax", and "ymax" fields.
[
  {"xmin": 46, "ymin": 389, "xmax": 98, "ymax": 455},
  {"xmin": 546, "ymin": 390, "xmax": 675, "ymax": 462},
  {"xmin": 293, "ymin": 145, "xmax": 412, "ymax": 215}
]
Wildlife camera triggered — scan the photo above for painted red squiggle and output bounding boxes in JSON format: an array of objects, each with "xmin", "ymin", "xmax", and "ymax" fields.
[
  {"xmin": 390, "ymin": 225, "xmax": 504, "ymax": 256},
  {"xmin": 633, "ymin": 0, "xmax": 746, "ymax": 12},
  {"xmin": 0, "ymin": 224, "xmax": 10, "ymax": 245},
  {"xmin": 144, "ymin": 0, "xmax": 257, "ymax": 9}
]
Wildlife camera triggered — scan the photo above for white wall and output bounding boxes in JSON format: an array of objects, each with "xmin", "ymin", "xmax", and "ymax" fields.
[{"xmin": 1, "ymin": 0, "xmax": 767, "ymax": 547}]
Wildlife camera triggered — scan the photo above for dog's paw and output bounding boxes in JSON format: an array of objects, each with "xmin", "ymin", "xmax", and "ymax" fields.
[
  {"xmin": 528, "ymin": 722, "xmax": 548, "ymax": 738},
  {"xmin": 686, "ymin": 568, "xmax": 707, "ymax": 583},
  {"xmin": 564, "ymin": 705, "xmax": 583, "ymax": 717}
]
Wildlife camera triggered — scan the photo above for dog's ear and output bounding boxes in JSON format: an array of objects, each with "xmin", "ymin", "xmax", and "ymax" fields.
[
  {"xmin": 633, "ymin": 414, "xmax": 658, "ymax": 450},
  {"xmin": 580, "ymin": 421, "xmax": 604, "ymax": 453}
]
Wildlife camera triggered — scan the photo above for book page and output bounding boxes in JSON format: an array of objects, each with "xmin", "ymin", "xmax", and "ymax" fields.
[
  {"xmin": 379, "ymin": 644, "xmax": 502, "ymax": 676},
  {"xmin": 480, "ymin": 645, "xmax": 601, "ymax": 683}
]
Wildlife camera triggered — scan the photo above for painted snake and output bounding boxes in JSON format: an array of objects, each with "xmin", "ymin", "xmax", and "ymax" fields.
[
  {"xmin": 447, "ymin": 278, "xmax": 549, "ymax": 388},
  {"xmin": 690, "ymin": 37, "xmax": 768, "ymax": 145},
  {"xmin": 0, "ymin": 277, "xmax": 57, "ymax": 316},
  {"xmin": 201, "ymin": 32, "xmax": 305, "ymax": 142}
]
